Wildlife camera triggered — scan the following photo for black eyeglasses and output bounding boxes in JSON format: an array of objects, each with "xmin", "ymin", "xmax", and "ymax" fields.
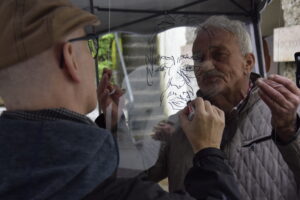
[{"xmin": 69, "ymin": 34, "xmax": 99, "ymax": 59}]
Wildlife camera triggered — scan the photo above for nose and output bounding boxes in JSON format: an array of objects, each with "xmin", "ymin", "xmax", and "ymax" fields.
[{"xmin": 194, "ymin": 59, "xmax": 215, "ymax": 75}]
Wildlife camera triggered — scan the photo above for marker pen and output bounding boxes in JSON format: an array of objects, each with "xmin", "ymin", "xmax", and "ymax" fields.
[{"xmin": 187, "ymin": 101, "xmax": 195, "ymax": 121}]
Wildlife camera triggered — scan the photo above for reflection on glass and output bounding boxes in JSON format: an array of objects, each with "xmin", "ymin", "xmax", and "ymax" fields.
[{"xmin": 98, "ymin": 27, "xmax": 198, "ymax": 181}]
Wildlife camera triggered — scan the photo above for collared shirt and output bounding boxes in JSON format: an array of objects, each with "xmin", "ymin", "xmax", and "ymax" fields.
[{"xmin": 0, "ymin": 108, "xmax": 96, "ymax": 126}]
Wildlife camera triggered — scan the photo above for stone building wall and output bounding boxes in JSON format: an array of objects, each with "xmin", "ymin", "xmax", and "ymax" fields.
[
  {"xmin": 281, "ymin": 0, "xmax": 300, "ymax": 27},
  {"xmin": 279, "ymin": 62, "xmax": 296, "ymax": 82},
  {"xmin": 280, "ymin": 0, "xmax": 300, "ymax": 79}
]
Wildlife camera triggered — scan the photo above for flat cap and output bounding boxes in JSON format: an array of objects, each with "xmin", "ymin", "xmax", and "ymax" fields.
[{"xmin": 0, "ymin": 0, "xmax": 100, "ymax": 69}]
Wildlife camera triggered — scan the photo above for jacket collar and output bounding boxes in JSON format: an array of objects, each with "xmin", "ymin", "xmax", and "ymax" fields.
[{"xmin": 196, "ymin": 72, "xmax": 261, "ymax": 116}]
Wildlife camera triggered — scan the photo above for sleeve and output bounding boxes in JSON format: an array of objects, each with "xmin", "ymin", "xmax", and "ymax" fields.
[
  {"xmin": 272, "ymin": 115, "xmax": 300, "ymax": 185},
  {"xmin": 142, "ymin": 141, "xmax": 169, "ymax": 182},
  {"xmin": 95, "ymin": 113, "xmax": 129, "ymax": 139},
  {"xmin": 184, "ymin": 148, "xmax": 241, "ymax": 200},
  {"xmin": 84, "ymin": 148, "xmax": 240, "ymax": 200}
]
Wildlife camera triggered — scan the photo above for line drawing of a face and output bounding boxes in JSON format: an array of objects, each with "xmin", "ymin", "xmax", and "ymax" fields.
[
  {"xmin": 156, "ymin": 54, "xmax": 197, "ymax": 111},
  {"xmin": 145, "ymin": 16, "xmax": 200, "ymax": 112}
]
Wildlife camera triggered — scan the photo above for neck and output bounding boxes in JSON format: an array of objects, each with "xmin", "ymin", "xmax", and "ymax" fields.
[
  {"xmin": 208, "ymin": 82, "xmax": 250, "ymax": 115},
  {"xmin": 3, "ymin": 87, "xmax": 87, "ymax": 115}
]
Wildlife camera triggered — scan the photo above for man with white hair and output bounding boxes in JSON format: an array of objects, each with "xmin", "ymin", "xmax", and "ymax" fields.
[
  {"xmin": 0, "ymin": 1, "xmax": 242, "ymax": 199},
  {"xmin": 146, "ymin": 15, "xmax": 300, "ymax": 200}
]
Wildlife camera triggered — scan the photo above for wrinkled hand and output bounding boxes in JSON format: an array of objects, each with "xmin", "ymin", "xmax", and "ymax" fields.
[
  {"xmin": 97, "ymin": 68, "xmax": 124, "ymax": 129},
  {"xmin": 152, "ymin": 120, "xmax": 175, "ymax": 141},
  {"xmin": 179, "ymin": 97, "xmax": 225, "ymax": 153},
  {"xmin": 257, "ymin": 74, "xmax": 300, "ymax": 142}
]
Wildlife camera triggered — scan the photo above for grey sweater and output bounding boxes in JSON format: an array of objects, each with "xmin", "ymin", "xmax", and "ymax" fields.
[{"xmin": 146, "ymin": 74, "xmax": 300, "ymax": 199}]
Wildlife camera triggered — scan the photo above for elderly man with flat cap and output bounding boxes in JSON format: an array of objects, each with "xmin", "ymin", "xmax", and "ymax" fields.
[{"xmin": 0, "ymin": 0, "xmax": 242, "ymax": 200}]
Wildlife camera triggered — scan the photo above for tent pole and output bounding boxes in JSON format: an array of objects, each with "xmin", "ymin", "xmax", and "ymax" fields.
[
  {"xmin": 227, "ymin": 0, "xmax": 250, "ymax": 14},
  {"xmin": 252, "ymin": 13, "xmax": 266, "ymax": 77},
  {"xmin": 95, "ymin": 7, "xmax": 247, "ymax": 16}
]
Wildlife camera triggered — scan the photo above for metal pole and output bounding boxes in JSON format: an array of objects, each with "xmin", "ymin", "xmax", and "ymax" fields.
[
  {"xmin": 252, "ymin": 14, "xmax": 266, "ymax": 77},
  {"xmin": 114, "ymin": 33, "xmax": 134, "ymax": 103},
  {"xmin": 95, "ymin": 0, "xmax": 213, "ymax": 35},
  {"xmin": 227, "ymin": 0, "xmax": 250, "ymax": 14},
  {"xmin": 95, "ymin": 7, "xmax": 248, "ymax": 16}
]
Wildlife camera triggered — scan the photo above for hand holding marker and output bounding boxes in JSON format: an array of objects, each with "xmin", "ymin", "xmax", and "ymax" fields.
[{"xmin": 187, "ymin": 101, "xmax": 195, "ymax": 121}]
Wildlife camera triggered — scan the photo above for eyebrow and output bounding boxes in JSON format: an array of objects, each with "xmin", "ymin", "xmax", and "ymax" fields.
[
  {"xmin": 193, "ymin": 45, "xmax": 229, "ymax": 55},
  {"xmin": 209, "ymin": 45, "xmax": 229, "ymax": 50}
]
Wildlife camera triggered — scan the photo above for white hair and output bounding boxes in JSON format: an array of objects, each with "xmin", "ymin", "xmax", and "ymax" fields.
[{"xmin": 196, "ymin": 15, "xmax": 253, "ymax": 55}]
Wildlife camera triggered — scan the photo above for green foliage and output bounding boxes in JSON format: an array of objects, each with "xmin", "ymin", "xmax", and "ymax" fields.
[{"xmin": 97, "ymin": 33, "xmax": 115, "ymax": 79}]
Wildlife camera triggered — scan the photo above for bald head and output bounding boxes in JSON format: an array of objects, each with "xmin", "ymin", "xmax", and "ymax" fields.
[
  {"xmin": 0, "ymin": 28, "xmax": 97, "ymax": 114},
  {"xmin": 0, "ymin": 44, "xmax": 58, "ymax": 106}
]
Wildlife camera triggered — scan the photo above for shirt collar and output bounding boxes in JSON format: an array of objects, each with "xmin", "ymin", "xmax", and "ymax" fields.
[
  {"xmin": 1, "ymin": 108, "xmax": 95, "ymax": 126},
  {"xmin": 196, "ymin": 72, "xmax": 260, "ymax": 114}
]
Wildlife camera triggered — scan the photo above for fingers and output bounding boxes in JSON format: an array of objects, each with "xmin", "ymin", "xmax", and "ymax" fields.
[
  {"xmin": 257, "ymin": 77, "xmax": 300, "ymax": 113},
  {"xmin": 257, "ymin": 75, "xmax": 300, "ymax": 136},
  {"xmin": 180, "ymin": 97, "xmax": 225, "ymax": 153},
  {"xmin": 98, "ymin": 68, "xmax": 113, "ymax": 93},
  {"xmin": 203, "ymin": 99, "xmax": 224, "ymax": 123},
  {"xmin": 257, "ymin": 79, "xmax": 293, "ymax": 110},
  {"xmin": 98, "ymin": 68, "xmax": 125, "ymax": 106},
  {"xmin": 258, "ymin": 88, "xmax": 283, "ymax": 112},
  {"xmin": 182, "ymin": 105, "xmax": 190, "ymax": 115},
  {"xmin": 194, "ymin": 97, "xmax": 205, "ymax": 116},
  {"xmin": 152, "ymin": 121, "xmax": 174, "ymax": 137},
  {"xmin": 193, "ymin": 97, "xmax": 218, "ymax": 117},
  {"xmin": 98, "ymin": 72, "xmax": 109, "ymax": 96},
  {"xmin": 204, "ymin": 100, "xmax": 213, "ymax": 114},
  {"xmin": 97, "ymin": 72, "xmax": 112, "ymax": 111},
  {"xmin": 179, "ymin": 107, "xmax": 190, "ymax": 125},
  {"xmin": 268, "ymin": 74, "xmax": 300, "ymax": 95},
  {"xmin": 261, "ymin": 75, "xmax": 300, "ymax": 105},
  {"xmin": 153, "ymin": 123, "xmax": 165, "ymax": 132},
  {"xmin": 215, "ymin": 107, "xmax": 225, "ymax": 122},
  {"xmin": 103, "ymin": 68, "xmax": 112, "ymax": 79},
  {"xmin": 99, "ymin": 89, "xmax": 110, "ymax": 112},
  {"xmin": 110, "ymin": 85, "xmax": 125, "ymax": 104}
]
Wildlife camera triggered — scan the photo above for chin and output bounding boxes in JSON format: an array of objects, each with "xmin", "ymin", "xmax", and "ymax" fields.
[{"xmin": 201, "ymin": 86, "xmax": 224, "ymax": 99}]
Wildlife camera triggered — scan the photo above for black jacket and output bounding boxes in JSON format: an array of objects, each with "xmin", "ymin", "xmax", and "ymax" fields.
[
  {"xmin": 0, "ymin": 110, "xmax": 240, "ymax": 200},
  {"xmin": 84, "ymin": 148, "xmax": 240, "ymax": 200}
]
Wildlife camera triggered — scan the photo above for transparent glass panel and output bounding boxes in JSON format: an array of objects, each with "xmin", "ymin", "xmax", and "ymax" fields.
[{"xmin": 95, "ymin": 27, "xmax": 199, "ymax": 179}]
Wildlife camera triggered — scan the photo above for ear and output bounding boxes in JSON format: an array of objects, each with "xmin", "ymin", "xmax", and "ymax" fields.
[
  {"xmin": 243, "ymin": 53, "xmax": 255, "ymax": 75},
  {"xmin": 62, "ymin": 42, "xmax": 81, "ymax": 83}
]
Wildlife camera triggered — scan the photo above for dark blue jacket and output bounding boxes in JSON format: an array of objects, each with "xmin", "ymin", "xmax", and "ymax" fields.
[
  {"xmin": 0, "ymin": 117, "xmax": 118, "ymax": 200},
  {"xmin": 0, "ymin": 114, "xmax": 240, "ymax": 200}
]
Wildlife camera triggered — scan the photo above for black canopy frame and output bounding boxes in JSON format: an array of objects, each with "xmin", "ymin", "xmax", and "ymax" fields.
[{"xmin": 72, "ymin": 0, "xmax": 272, "ymax": 77}]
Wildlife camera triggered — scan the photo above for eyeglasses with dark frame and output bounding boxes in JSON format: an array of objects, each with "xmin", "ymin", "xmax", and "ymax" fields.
[{"xmin": 68, "ymin": 34, "xmax": 99, "ymax": 59}]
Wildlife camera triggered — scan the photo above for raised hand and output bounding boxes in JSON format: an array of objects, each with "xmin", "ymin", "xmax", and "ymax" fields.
[
  {"xmin": 179, "ymin": 97, "xmax": 225, "ymax": 153},
  {"xmin": 97, "ymin": 68, "xmax": 124, "ymax": 129},
  {"xmin": 152, "ymin": 120, "xmax": 175, "ymax": 141},
  {"xmin": 257, "ymin": 74, "xmax": 300, "ymax": 142}
]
